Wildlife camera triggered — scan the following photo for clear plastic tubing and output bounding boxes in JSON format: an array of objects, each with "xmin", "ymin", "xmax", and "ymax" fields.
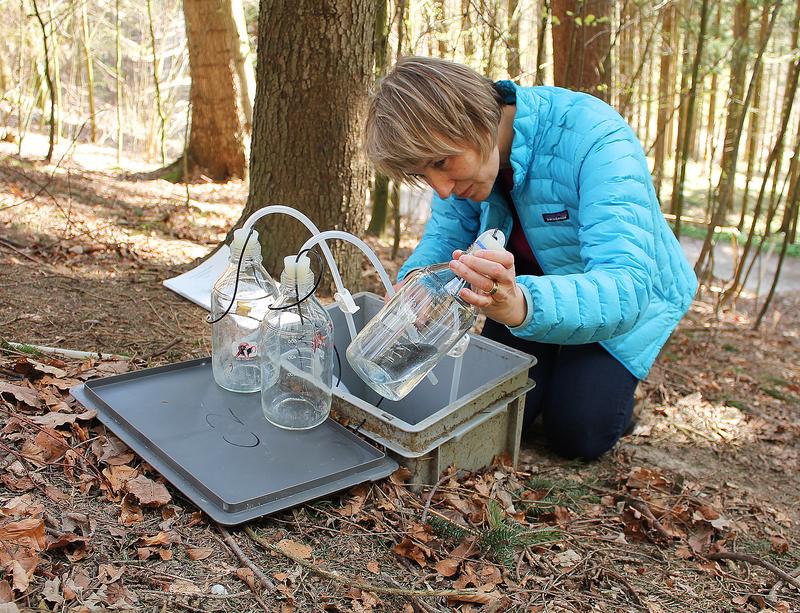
[
  {"xmin": 241, "ymin": 205, "xmax": 357, "ymax": 341},
  {"xmin": 299, "ymin": 230, "xmax": 439, "ymax": 387}
]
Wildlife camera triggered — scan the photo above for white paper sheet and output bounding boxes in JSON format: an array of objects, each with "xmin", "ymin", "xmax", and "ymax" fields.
[{"xmin": 162, "ymin": 246, "xmax": 230, "ymax": 312}]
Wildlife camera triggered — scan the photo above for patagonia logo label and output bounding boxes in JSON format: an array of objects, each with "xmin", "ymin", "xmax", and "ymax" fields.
[{"xmin": 542, "ymin": 210, "xmax": 569, "ymax": 223}]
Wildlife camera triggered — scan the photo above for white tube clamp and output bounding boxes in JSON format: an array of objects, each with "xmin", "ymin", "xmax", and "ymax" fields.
[{"xmin": 333, "ymin": 289, "xmax": 360, "ymax": 314}]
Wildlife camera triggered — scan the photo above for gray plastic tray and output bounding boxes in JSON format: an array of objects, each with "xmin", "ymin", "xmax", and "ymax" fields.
[{"xmin": 71, "ymin": 358, "xmax": 397, "ymax": 525}]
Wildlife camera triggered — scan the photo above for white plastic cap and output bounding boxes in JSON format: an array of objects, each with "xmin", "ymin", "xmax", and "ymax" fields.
[
  {"xmin": 229, "ymin": 228, "xmax": 261, "ymax": 261},
  {"xmin": 282, "ymin": 254, "xmax": 313, "ymax": 284},
  {"xmin": 472, "ymin": 229, "xmax": 506, "ymax": 252}
]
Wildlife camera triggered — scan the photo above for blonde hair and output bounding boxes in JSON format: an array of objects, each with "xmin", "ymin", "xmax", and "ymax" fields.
[{"xmin": 364, "ymin": 56, "xmax": 503, "ymax": 185}]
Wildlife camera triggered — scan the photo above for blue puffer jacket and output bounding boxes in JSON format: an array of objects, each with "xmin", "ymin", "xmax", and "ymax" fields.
[{"xmin": 397, "ymin": 82, "xmax": 697, "ymax": 380}]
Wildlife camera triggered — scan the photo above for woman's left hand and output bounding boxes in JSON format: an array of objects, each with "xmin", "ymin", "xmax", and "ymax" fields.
[{"xmin": 449, "ymin": 248, "xmax": 527, "ymax": 327}]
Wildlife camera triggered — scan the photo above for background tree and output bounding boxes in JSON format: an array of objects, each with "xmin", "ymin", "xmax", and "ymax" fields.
[
  {"xmin": 182, "ymin": 0, "xmax": 254, "ymax": 180},
  {"xmin": 551, "ymin": 0, "xmax": 611, "ymax": 100},
  {"xmin": 239, "ymin": 0, "xmax": 377, "ymax": 288}
]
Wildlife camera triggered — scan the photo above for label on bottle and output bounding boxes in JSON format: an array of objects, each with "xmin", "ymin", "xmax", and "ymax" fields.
[
  {"xmin": 233, "ymin": 341, "xmax": 258, "ymax": 360},
  {"xmin": 235, "ymin": 301, "xmax": 252, "ymax": 317}
]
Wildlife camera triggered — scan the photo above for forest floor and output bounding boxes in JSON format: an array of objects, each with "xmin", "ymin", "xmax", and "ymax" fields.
[{"xmin": 0, "ymin": 141, "xmax": 798, "ymax": 612}]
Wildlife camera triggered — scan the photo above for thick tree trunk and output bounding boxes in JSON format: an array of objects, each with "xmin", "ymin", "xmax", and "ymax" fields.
[
  {"xmin": 551, "ymin": 0, "xmax": 612, "ymax": 100},
  {"xmin": 240, "ymin": 0, "xmax": 376, "ymax": 289},
  {"xmin": 183, "ymin": 0, "xmax": 253, "ymax": 180}
]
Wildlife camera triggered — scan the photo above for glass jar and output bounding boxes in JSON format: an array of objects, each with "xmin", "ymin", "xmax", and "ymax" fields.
[
  {"xmin": 346, "ymin": 230, "xmax": 505, "ymax": 401},
  {"xmin": 211, "ymin": 228, "xmax": 279, "ymax": 393},
  {"xmin": 260, "ymin": 255, "xmax": 333, "ymax": 430}
]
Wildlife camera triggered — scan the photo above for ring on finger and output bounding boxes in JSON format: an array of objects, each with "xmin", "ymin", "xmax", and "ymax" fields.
[{"xmin": 487, "ymin": 281, "xmax": 498, "ymax": 296}]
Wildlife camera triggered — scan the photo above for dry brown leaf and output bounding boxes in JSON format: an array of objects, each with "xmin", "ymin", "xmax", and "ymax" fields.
[
  {"xmin": 158, "ymin": 547, "xmax": 172, "ymax": 561},
  {"xmin": 44, "ymin": 486, "xmax": 69, "ymax": 504},
  {"xmin": 8, "ymin": 560, "xmax": 30, "ymax": 593},
  {"xmin": 0, "ymin": 382, "xmax": 41, "ymax": 408},
  {"xmin": 434, "ymin": 558, "xmax": 460, "ymax": 577},
  {"xmin": 0, "ymin": 517, "xmax": 46, "ymax": 551},
  {"xmin": 366, "ymin": 561, "xmax": 379, "ymax": 574},
  {"xmin": 39, "ymin": 375, "xmax": 82, "ymax": 391},
  {"xmin": 61, "ymin": 512, "xmax": 93, "ymax": 537},
  {"xmin": 124, "ymin": 475, "xmax": 171, "ymax": 507},
  {"xmin": 1, "ymin": 495, "xmax": 43, "ymax": 518},
  {"xmin": 168, "ymin": 579, "xmax": 200, "ymax": 594},
  {"xmin": 94, "ymin": 436, "xmax": 134, "ymax": 466},
  {"xmin": 30, "ymin": 361, "xmax": 67, "ymax": 378},
  {"xmin": 119, "ymin": 495, "xmax": 143, "ymax": 525},
  {"xmin": 0, "ymin": 580, "xmax": 12, "ymax": 603},
  {"xmin": 393, "ymin": 538, "xmax": 428, "ymax": 567},
  {"xmin": 186, "ymin": 547, "xmax": 213, "ymax": 561},
  {"xmin": 277, "ymin": 539, "xmax": 312, "ymax": 560},
  {"xmin": 136, "ymin": 547, "xmax": 152, "ymax": 560},
  {"xmin": 97, "ymin": 564, "xmax": 124, "ymax": 584},
  {"xmin": 139, "ymin": 531, "xmax": 176, "ymax": 547},
  {"xmin": 102, "ymin": 465, "xmax": 139, "ymax": 494},
  {"xmin": 41, "ymin": 578, "xmax": 63, "ymax": 604},
  {"xmin": 30, "ymin": 410, "xmax": 95, "ymax": 429},
  {"xmin": 236, "ymin": 567, "xmax": 256, "ymax": 591},
  {"xmin": 389, "ymin": 467, "xmax": 412, "ymax": 484}
]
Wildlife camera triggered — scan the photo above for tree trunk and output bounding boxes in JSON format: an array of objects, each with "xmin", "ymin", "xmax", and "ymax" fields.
[
  {"xmin": 652, "ymin": 2, "xmax": 676, "ymax": 199},
  {"xmin": 31, "ymin": 0, "xmax": 54, "ymax": 163},
  {"xmin": 535, "ymin": 0, "xmax": 550, "ymax": 85},
  {"xmin": 145, "ymin": 0, "xmax": 166, "ymax": 166},
  {"xmin": 671, "ymin": 0, "xmax": 710, "ymax": 238},
  {"xmin": 506, "ymin": 0, "xmax": 521, "ymax": 79},
  {"xmin": 115, "ymin": 0, "xmax": 123, "ymax": 164},
  {"xmin": 694, "ymin": 0, "xmax": 782, "ymax": 276},
  {"xmin": 462, "ymin": 0, "xmax": 476, "ymax": 62},
  {"xmin": 738, "ymin": 1, "xmax": 771, "ymax": 230},
  {"xmin": 716, "ymin": 0, "xmax": 751, "ymax": 224},
  {"xmin": 552, "ymin": 0, "xmax": 612, "ymax": 100},
  {"xmin": 704, "ymin": 2, "xmax": 721, "ymax": 162},
  {"xmin": 80, "ymin": 0, "xmax": 97, "ymax": 143},
  {"xmin": 670, "ymin": 8, "xmax": 691, "ymax": 217},
  {"xmin": 183, "ymin": 0, "xmax": 253, "ymax": 180},
  {"xmin": 433, "ymin": 0, "xmax": 448, "ymax": 57},
  {"xmin": 367, "ymin": 0, "xmax": 390, "ymax": 237},
  {"xmin": 240, "ymin": 0, "xmax": 376, "ymax": 290}
]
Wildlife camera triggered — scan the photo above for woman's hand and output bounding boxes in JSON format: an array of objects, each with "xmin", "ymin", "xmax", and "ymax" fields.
[{"xmin": 449, "ymin": 248, "xmax": 527, "ymax": 327}]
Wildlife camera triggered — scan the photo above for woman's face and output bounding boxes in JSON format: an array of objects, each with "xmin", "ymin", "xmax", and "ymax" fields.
[{"xmin": 410, "ymin": 144, "xmax": 499, "ymax": 202}]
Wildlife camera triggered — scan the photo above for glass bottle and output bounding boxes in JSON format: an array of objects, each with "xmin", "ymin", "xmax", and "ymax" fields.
[
  {"xmin": 211, "ymin": 228, "xmax": 279, "ymax": 393},
  {"xmin": 346, "ymin": 230, "xmax": 505, "ymax": 401},
  {"xmin": 261, "ymin": 254, "xmax": 334, "ymax": 430}
]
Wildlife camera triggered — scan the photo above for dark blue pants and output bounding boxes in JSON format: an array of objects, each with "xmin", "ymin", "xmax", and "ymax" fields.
[{"xmin": 482, "ymin": 318, "xmax": 639, "ymax": 460}]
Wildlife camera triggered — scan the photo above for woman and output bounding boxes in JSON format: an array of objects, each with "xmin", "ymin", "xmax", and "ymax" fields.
[{"xmin": 364, "ymin": 56, "xmax": 697, "ymax": 460}]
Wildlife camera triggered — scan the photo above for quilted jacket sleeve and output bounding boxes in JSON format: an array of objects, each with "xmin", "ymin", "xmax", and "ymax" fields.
[
  {"xmin": 397, "ymin": 195, "xmax": 482, "ymax": 281},
  {"xmin": 510, "ymin": 120, "xmax": 657, "ymax": 344}
]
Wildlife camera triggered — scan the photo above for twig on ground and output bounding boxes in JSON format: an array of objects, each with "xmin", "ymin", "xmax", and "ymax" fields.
[
  {"xmin": 421, "ymin": 470, "xmax": 462, "ymax": 524},
  {"xmin": 627, "ymin": 497, "xmax": 673, "ymax": 541},
  {"xmin": 140, "ymin": 337, "xmax": 182, "ymax": 361},
  {"xmin": 216, "ymin": 525, "xmax": 276, "ymax": 591},
  {"xmin": 705, "ymin": 552, "xmax": 800, "ymax": 590},
  {"xmin": 0, "ymin": 238, "xmax": 44, "ymax": 265},
  {"xmin": 598, "ymin": 568, "xmax": 645, "ymax": 608},
  {"xmin": 767, "ymin": 564, "xmax": 800, "ymax": 603},
  {"xmin": 244, "ymin": 526, "xmax": 482, "ymax": 600}
]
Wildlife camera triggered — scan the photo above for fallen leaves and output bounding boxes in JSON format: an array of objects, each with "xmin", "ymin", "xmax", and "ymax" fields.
[
  {"xmin": 277, "ymin": 538, "xmax": 313, "ymax": 560},
  {"xmin": 124, "ymin": 475, "xmax": 171, "ymax": 507}
]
